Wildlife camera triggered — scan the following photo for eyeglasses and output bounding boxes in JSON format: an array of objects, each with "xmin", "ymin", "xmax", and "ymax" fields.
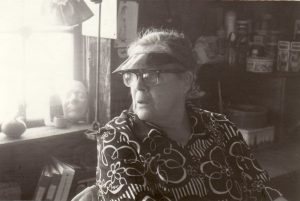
[{"xmin": 121, "ymin": 69, "xmax": 186, "ymax": 87}]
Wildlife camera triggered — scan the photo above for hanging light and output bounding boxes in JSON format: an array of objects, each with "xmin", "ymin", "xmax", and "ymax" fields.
[{"xmin": 42, "ymin": 0, "xmax": 93, "ymax": 26}]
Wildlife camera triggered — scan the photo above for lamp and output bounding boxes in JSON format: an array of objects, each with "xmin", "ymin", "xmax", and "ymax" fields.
[
  {"xmin": 42, "ymin": 0, "xmax": 93, "ymax": 26},
  {"xmin": 89, "ymin": 0, "xmax": 102, "ymax": 132},
  {"xmin": 82, "ymin": 0, "xmax": 103, "ymax": 140}
]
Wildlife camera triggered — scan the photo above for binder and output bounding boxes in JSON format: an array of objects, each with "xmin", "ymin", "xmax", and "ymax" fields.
[
  {"xmin": 45, "ymin": 173, "xmax": 61, "ymax": 201},
  {"xmin": 33, "ymin": 167, "xmax": 52, "ymax": 201},
  {"xmin": 51, "ymin": 157, "xmax": 75, "ymax": 201},
  {"xmin": 34, "ymin": 156, "xmax": 95, "ymax": 201}
]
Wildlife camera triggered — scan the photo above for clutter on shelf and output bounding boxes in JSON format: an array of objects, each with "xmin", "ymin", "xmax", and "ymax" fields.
[{"xmin": 194, "ymin": 9, "xmax": 300, "ymax": 73}]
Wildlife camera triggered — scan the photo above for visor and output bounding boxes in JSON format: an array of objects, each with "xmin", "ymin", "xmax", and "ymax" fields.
[{"xmin": 112, "ymin": 52, "xmax": 187, "ymax": 73}]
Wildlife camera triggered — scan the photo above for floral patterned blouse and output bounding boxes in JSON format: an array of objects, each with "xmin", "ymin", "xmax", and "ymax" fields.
[{"xmin": 96, "ymin": 102, "xmax": 281, "ymax": 201}]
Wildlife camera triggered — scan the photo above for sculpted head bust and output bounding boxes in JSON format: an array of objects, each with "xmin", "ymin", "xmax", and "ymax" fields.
[{"xmin": 62, "ymin": 80, "xmax": 88, "ymax": 123}]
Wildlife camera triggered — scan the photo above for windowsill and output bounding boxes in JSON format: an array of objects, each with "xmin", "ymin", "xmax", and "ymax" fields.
[{"xmin": 0, "ymin": 124, "xmax": 92, "ymax": 147}]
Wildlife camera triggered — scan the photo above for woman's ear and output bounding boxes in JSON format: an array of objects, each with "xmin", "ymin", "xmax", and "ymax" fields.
[{"xmin": 182, "ymin": 71, "xmax": 194, "ymax": 93}]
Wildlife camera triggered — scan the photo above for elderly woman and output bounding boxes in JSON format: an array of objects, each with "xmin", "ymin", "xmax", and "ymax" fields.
[{"xmin": 72, "ymin": 29, "xmax": 286, "ymax": 201}]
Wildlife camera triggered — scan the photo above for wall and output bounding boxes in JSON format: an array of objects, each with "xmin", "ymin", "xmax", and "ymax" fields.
[{"xmin": 84, "ymin": 0, "xmax": 300, "ymax": 128}]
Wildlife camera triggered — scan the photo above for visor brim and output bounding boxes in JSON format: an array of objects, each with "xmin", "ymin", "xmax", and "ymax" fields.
[{"xmin": 112, "ymin": 52, "xmax": 187, "ymax": 73}]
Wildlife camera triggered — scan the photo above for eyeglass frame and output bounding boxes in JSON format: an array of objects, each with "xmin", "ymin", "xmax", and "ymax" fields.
[{"xmin": 119, "ymin": 68, "xmax": 187, "ymax": 87}]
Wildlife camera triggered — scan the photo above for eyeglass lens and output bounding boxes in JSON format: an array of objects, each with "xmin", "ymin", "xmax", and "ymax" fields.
[{"xmin": 123, "ymin": 72, "xmax": 158, "ymax": 87}]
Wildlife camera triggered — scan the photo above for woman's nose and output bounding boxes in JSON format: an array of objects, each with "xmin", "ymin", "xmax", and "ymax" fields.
[
  {"xmin": 69, "ymin": 92, "xmax": 79, "ymax": 103},
  {"xmin": 134, "ymin": 76, "xmax": 147, "ymax": 91}
]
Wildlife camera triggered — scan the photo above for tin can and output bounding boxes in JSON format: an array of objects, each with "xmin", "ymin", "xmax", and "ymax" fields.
[{"xmin": 289, "ymin": 42, "xmax": 300, "ymax": 72}]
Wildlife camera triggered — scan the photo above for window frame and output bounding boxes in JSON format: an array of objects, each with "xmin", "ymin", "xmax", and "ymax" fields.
[{"xmin": 0, "ymin": 25, "xmax": 83, "ymax": 129}]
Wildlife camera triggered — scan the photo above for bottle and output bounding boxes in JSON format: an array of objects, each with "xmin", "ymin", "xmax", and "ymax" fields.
[
  {"xmin": 227, "ymin": 32, "xmax": 237, "ymax": 67},
  {"xmin": 236, "ymin": 20, "xmax": 249, "ymax": 68},
  {"xmin": 225, "ymin": 11, "xmax": 236, "ymax": 38},
  {"xmin": 217, "ymin": 27, "xmax": 226, "ymax": 56},
  {"xmin": 225, "ymin": 11, "xmax": 237, "ymax": 67}
]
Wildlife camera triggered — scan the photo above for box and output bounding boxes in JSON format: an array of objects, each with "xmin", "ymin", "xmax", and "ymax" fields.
[
  {"xmin": 246, "ymin": 57, "xmax": 274, "ymax": 73},
  {"xmin": 227, "ymin": 105, "xmax": 268, "ymax": 129},
  {"xmin": 239, "ymin": 126, "xmax": 274, "ymax": 146}
]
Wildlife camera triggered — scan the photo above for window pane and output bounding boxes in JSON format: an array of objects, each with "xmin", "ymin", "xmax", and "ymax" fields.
[
  {"xmin": 23, "ymin": 0, "xmax": 44, "ymax": 26},
  {"xmin": 0, "ymin": 0, "xmax": 45, "ymax": 30},
  {"xmin": 25, "ymin": 32, "xmax": 74, "ymax": 120},
  {"xmin": 0, "ymin": 34, "xmax": 23, "ymax": 122},
  {"xmin": 0, "ymin": 0, "xmax": 23, "ymax": 30},
  {"xmin": 0, "ymin": 0, "xmax": 75, "ymax": 123}
]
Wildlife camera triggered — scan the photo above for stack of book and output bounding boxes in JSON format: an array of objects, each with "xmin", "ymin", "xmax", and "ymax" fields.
[{"xmin": 33, "ymin": 157, "xmax": 95, "ymax": 201}]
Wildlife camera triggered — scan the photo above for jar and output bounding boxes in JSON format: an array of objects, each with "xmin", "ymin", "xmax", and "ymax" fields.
[{"xmin": 249, "ymin": 42, "xmax": 265, "ymax": 57}]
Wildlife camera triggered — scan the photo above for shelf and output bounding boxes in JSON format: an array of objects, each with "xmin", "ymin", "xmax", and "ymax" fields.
[
  {"xmin": 221, "ymin": 68, "xmax": 300, "ymax": 79},
  {"xmin": 0, "ymin": 124, "xmax": 92, "ymax": 148},
  {"xmin": 242, "ymin": 71, "xmax": 300, "ymax": 78}
]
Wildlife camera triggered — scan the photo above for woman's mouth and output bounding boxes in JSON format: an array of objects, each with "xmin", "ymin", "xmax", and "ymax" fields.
[{"xmin": 137, "ymin": 100, "xmax": 148, "ymax": 104}]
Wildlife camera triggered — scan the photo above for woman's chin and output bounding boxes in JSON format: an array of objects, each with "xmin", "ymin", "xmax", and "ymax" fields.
[{"xmin": 136, "ymin": 110, "xmax": 155, "ymax": 122}]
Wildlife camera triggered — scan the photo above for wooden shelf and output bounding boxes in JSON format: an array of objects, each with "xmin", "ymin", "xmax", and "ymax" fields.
[
  {"xmin": 0, "ymin": 124, "xmax": 91, "ymax": 148},
  {"xmin": 242, "ymin": 71, "xmax": 300, "ymax": 78},
  {"xmin": 220, "ymin": 68, "xmax": 300, "ymax": 79}
]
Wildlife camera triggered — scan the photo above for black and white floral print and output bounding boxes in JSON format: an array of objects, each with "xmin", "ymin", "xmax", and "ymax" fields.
[{"xmin": 96, "ymin": 102, "xmax": 281, "ymax": 201}]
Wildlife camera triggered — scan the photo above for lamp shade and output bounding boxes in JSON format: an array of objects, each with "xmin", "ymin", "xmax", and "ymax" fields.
[{"xmin": 42, "ymin": 0, "xmax": 93, "ymax": 26}]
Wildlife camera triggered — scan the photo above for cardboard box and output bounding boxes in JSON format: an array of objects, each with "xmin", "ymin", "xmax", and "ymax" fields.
[{"xmin": 239, "ymin": 126, "xmax": 274, "ymax": 146}]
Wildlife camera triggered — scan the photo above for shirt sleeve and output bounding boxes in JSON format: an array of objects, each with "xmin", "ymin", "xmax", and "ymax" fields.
[
  {"xmin": 219, "ymin": 116, "xmax": 282, "ymax": 201},
  {"xmin": 95, "ymin": 114, "xmax": 166, "ymax": 201}
]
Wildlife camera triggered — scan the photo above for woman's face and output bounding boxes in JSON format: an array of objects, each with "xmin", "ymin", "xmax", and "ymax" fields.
[
  {"xmin": 62, "ymin": 81, "xmax": 88, "ymax": 122},
  {"xmin": 130, "ymin": 71, "xmax": 190, "ymax": 123}
]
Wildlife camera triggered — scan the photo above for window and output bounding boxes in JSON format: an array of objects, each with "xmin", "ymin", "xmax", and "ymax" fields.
[{"xmin": 0, "ymin": 0, "xmax": 75, "ymax": 126}]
